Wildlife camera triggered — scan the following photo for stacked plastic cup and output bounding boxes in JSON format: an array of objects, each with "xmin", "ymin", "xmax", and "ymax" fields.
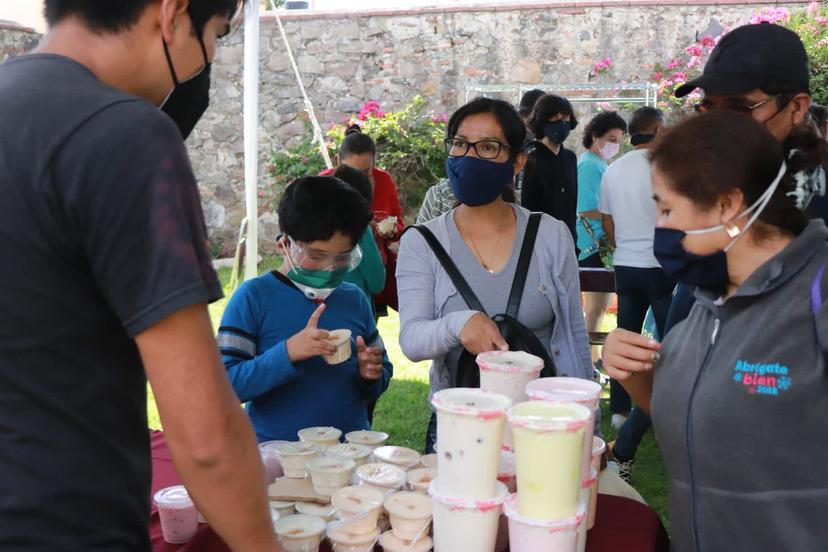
[
  {"xmin": 428, "ymin": 388, "xmax": 513, "ymax": 551},
  {"xmin": 327, "ymin": 485, "xmax": 385, "ymax": 551},
  {"xmin": 477, "ymin": 351, "xmax": 544, "ymax": 451},
  {"xmin": 506, "ymin": 400, "xmax": 592, "ymax": 552},
  {"xmin": 525, "ymin": 377, "xmax": 603, "ymax": 546},
  {"xmin": 153, "ymin": 485, "xmax": 198, "ymax": 544}
]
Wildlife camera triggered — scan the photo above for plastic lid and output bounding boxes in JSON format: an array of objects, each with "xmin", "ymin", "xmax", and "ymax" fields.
[
  {"xmin": 592, "ymin": 436, "xmax": 607, "ymax": 457},
  {"xmin": 331, "ymin": 485, "xmax": 385, "ymax": 513},
  {"xmin": 259, "ymin": 440, "xmax": 290, "ymax": 456},
  {"xmin": 504, "ymin": 493, "xmax": 585, "ymax": 530},
  {"xmin": 325, "ymin": 443, "xmax": 372, "ymax": 461},
  {"xmin": 428, "ymin": 479, "xmax": 509, "ymax": 512},
  {"xmin": 153, "ymin": 485, "xmax": 193, "ymax": 508},
  {"xmin": 384, "ymin": 491, "xmax": 432, "ymax": 520},
  {"xmin": 581, "ymin": 466, "xmax": 598, "ymax": 489},
  {"xmin": 420, "ymin": 453, "xmax": 438, "ymax": 469},
  {"xmin": 431, "ymin": 388, "xmax": 513, "ymax": 420},
  {"xmin": 273, "ymin": 441, "xmax": 319, "ymax": 456},
  {"xmin": 373, "ymin": 446, "xmax": 421, "ymax": 468},
  {"xmin": 498, "ymin": 450, "xmax": 516, "ymax": 478},
  {"xmin": 507, "ymin": 400, "xmax": 592, "ymax": 431},
  {"xmin": 273, "ymin": 514, "xmax": 327, "ymax": 539},
  {"xmin": 379, "ymin": 530, "xmax": 433, "ymax": 552},
  {"xmin": 476, "ymin": 351, "xmax": 544, "ymax": 374},
  {"xmin": 406, "ymin": 468, "xmax": 437, "ymax": 488},
  {"xmin": 526, "ymin": 377, "xmax": 602, "ymax": 405},
  {"xmin": 270, "ymin": 508, "xmax": 282, "ymax": 525},
  {"xmin": 306, "ymin": 456, "xmax": 355, "ymax": 473},
  {"xmin": 297, "ymin": 426, "xmax": 342, "ymax": 442},
  {"xmin": 345, "ymin": 430, "xmax": 389, "ymax": 446},
  {"xmin": 269, "ymin": 500, "xmax": 296, "ymax": 509},
  {"xmin": 356, "ymin": 463, "xmax": 406, "ymax": 489},
  {"xmin": 327, "ymin": 526, "xmax": 380, "ymax": 545},
  {"xmin": 294, "ymin": 501, "xmax": 336, "ymax": 519}
]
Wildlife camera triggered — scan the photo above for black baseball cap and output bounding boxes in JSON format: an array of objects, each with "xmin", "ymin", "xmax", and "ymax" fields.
[{"xmin": 675, "ymin": 23, "xmax": 810, "ymax": 98}]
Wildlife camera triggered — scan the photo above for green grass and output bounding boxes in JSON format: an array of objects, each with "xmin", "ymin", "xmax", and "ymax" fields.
[{"xmin": 146, "ymin": 261, "xmax": 669, "ymax": 526}]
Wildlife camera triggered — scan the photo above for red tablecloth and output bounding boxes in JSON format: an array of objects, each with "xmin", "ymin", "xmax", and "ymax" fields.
[{"xmin": 150, "ymin": 431, "xmax": 668, "ymax": 552}]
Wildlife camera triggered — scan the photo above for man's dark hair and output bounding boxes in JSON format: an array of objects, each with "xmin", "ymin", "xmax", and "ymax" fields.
[
  {"xmin": 530, "ymin": 94, "xmax": 579, "ymax": 139},
  {"xmin": 333, "ymin": 164, "xmax": 373, "ymax": 202},
  {"xmin": 339, "ymin": 124, "xmax": 377, "ymax": 160},
  {"xmin": 810, "ymin": 103, "xmax": 828, "ymax": 134},
  {"xmin": 447, "ymin": 97, "xmax": 527, "ymax": 155},
  {"xmin": 278, "ymin": 176, "xmax": 372, "ymax": 246},
  {"xmin": 44, "ymin": 0, "xmax": 245, "ymax": 34},
  {"xmin": 518, "ymin": 89, "xmax": 546, "ymax": 118},
  {"xmin": 582, "ymin": 111, "xmax": 628, "ymax": 149},
  {"xmin": 628, "ymin": 106, "xmax": 664, "ymax": 136}
]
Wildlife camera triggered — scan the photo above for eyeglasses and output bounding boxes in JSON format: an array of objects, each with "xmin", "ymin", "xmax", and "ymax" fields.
[
  {"xmin": 444, "ymin": 137, "xmax": 512, "ymax": 160},
  {"xmin": 693, "ymin": 94, "xmax": 781, "ymax": 114},
  {"xmin": 283, "ymin": 235, "xmax": 362, "ymax": 271}
]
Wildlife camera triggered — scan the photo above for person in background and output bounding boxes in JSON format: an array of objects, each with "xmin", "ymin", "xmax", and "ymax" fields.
[
  {"xmin": 218, "ymin": 176, "xmax": 392, "ymax": 442},
  {"xmin": 397, "ymin": 97, "xmax": 592, "ymax": 453},
  {"xmin": 665, "ymin": 22, "xmax": 827, "ymax": 334},
  {"xmin": 599, "ymin": 106, "xmax": 673, "ymax": 481},
  {"xmin": 602, "ymin": 111, "xmax": 828, "ymax": 551},
  {"xmin": 520, "ymin": 94, "xmax": 580, "ymax": 246},
  {"xmin": 810, "ymin": 103, "xmax": 827, "ymax": 140},
  {"xmin": 577, "ymin": 111, "xmax": 627, "ymax": 395},
  {"xmin": 321, "ymin": 124, "xmax": 404, "ymax": 316},
  {"xmin": 518, "ymin": 88, "xmax": 546, "ymax": 147},
  {"xmin": 416, "ymin": 178, "xmax": 455, "ymax": 224},
  {"xmin": 0, "ymin": 0, "xmax": 282, "ymax": 549}
]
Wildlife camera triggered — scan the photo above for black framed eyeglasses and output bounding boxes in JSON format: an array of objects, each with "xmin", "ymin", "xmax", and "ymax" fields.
[
  {"xmin": 693, "ymin": 94, "xmax": 781, "ymax": 114},
  {"xmin": 444, "ymin": 137, "xmax": 512, "ymax": 159}
]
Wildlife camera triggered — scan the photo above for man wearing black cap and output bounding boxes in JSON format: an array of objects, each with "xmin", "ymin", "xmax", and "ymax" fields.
[{"xmin": 662, "ymin": 22, "xmax": 827, "ymax": 334}]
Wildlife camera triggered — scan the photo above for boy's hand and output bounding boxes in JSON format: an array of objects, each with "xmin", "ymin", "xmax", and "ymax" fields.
[
  {"xmin": 356, "ymin": 336, "xmax": 383, "ymax": 380},
  {"xmin": 286, "ymin": 304, "xmax": 337, "ymax": 363}
]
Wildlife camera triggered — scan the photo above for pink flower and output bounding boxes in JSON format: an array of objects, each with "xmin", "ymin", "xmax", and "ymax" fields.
[
  {"xmin": 652, "ymin": 71, "xmax": 663, "ymax": 80},
  {"xmin": 672, "ymin": 72, "xmax": 687, "ymax": 82},
  {"xmin": 597, "ymin": 102, "xmax": 613, "ymax": 111},
  {"xmin": 750, "ymin": 7, "xmax": 789, "ymax": 25},
  {"xmin": 700, "ymin": 35, "xmax": 716, "ymax": 48},
  {"xmin": 818, "ymin": 16, "xmax": 828, "ymax": 26},
  {"xmin": 686, "ymin": 56, "xmax": 702, "ymax": 69},
  {"xmin": 685, "ymin": 45, "xmax": 703, "ymax": 57},
  {"xmin": 807, "ymin": 1, "xmax": 819, "ymax": 16},
  {"xmin": 666, "ymin": 58, "xmax": 682, "ymax": 70},
  {"xmin": 258, "ymin": 191, "xmax": 265, "ymax": 198}
]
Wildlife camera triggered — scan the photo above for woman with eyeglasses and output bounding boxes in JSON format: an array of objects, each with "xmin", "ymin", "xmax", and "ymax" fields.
[
  {"xmin": 396, "ymin": 97, "xmax": 592, "ymax": 453},
  {"xmin": 217, "ymin": 176, "xmax": 393, "ymax": 442},
  {"xmin": 321, "ymin": 124, "xmax": 405, "ymax": 317}
]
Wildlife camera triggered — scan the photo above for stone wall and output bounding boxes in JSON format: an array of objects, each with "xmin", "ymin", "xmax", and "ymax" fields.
[
  {"xmin": 0, "ymin": 22, "xmax": 40, "ymax": 62},
  {"xmin": 192, "ymin": 0, "xmax": 809, "ymax": 252}
]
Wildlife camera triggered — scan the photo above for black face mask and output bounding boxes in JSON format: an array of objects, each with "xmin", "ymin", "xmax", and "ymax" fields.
[
  {"xmin": 543, "ymin": 120, "xmax": 571, "ymax": 145},
  {"xmin": 630, "ymin": 133, "xmax": 656, "ymax": 147},
  {"xmin": 161, "ymin": 23, "xmax": 211, "ymax": 140}
]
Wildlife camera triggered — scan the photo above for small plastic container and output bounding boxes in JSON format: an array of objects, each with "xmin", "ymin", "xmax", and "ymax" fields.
[
  {"xmin": 372, "ymin": 445, "xmax": 422, "ymax": 471},
  {"xmin": 298, "ymin": 426, "xmax": 343, "ymax": 448},
  {"xmin": 345, "ymin": 430, "xmax": 389, "ymax": 450},
  {"xmin": 505, "ymin": 493, "xmax": 585, "ymax": 552},
  {"xmin": 326, "ymin": 526, "xmax": 380, "ymax": 552},
  {"xmin": 274, "ymin": 441, "xmax": 320, "ymax": 478},
  {"xmin": 406, "ymin": 468, "xmax": 438, "ymax": 493},
  {"xmin": 379, "ymin": 530, "xmax": 433, "ymax": 552},
  {"xmin": 294, "ymin": 501, "xmax": 336, "ymax": 522},
  {"xmin": 323, "ymin": 330, "xmax": 352, "ymax": 364},
  {"xmin": 269, "ymin": 500, "xmax": 296, "ymax": 518},
  {"xmin": 259, "ymin": 440, "xmax": 289, "ymax": 484},
  {"xmin": 384, "ymin": 491, "xmax": 432, "ymax": 542},
  {"xmin": 429, "ymin": 480, "xmax": 508, "ymax": 552},
  {"xmin": 331, "ymin": 485, "xmax": 385, "ymax": 535},
  {"xmin": 273, "ymin": 514, "xmax": 326, "ymax": 552},
  {"xmin": 153, "ymin": 485, "xmax": 199, "ymax": 544},
  {"xmin": 355, "ymin": 462, "xmax": 406, "ymax": 492},
  {"xmin": 326, "ymin": 443, "xmax": 373, "ymax": 468},
  {"xmin": 420, "ymin": 453, "xmax": 438, "ymax": 469},
  {"xmin": 306, "ymin": 456, "xmax": 355, "ymax": 497}
]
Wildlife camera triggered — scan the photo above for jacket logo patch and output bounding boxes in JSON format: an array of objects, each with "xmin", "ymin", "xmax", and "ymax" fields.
[{"xmin": 732, "ymin": 360, "xmax": 791, "ymax": 396}]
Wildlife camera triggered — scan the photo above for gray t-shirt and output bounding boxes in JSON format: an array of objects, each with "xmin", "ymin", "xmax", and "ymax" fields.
[{"xmin": 442, "ymin": 206, "xmax": 555, "ymax": 378}]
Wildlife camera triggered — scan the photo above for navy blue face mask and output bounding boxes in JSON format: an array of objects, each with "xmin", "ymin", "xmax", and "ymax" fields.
[
  {"xmin": 446, "ymin": 156, "xmax": 515, "ymax": 207},
  {"xmin": 543, "ymin": 120, "xmax": 570, "ymax": 145},
  {"xmin": 653, "ymin": 162, "xmax": 787, "ymax": 289}
]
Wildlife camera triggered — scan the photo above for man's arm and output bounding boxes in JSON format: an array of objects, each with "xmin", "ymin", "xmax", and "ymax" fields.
[
  {"xmin": 602, "ymin": 214, "xmax": 616, "ymax": 248},
  {"xmin": 138, "ymin": 304, "xmax": 281, "ymax": 552}
]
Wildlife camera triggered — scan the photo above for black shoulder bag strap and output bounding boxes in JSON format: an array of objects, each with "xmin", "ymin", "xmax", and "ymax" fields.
[
  {"xmin": 407, "ymin": 225, "xmax": 486, "ymax": 313},
  {"xmin": 506, "ymin": 212, "xmax": 542, "ymax": 318}
]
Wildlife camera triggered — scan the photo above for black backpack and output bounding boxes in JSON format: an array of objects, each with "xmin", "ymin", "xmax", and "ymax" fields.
[{"xmin": 410, "ymin": 212, "xmax": 557, "ymax": 387}]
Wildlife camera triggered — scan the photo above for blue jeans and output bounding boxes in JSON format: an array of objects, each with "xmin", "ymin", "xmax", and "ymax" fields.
[
  {"xmin": 613, "ymin": 406, "xmax": 652, "ymax": 460},
  {"xmin": 425, "ymin": 411, "xmax": 437, "ymax": 454}
]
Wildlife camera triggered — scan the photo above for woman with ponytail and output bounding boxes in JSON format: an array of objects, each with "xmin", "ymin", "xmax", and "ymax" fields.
[{"xmin": 601, "ymin": 111, "xmax": 828, "ymax": 551}]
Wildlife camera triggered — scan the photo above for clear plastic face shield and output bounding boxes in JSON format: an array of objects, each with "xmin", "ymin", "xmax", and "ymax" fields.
[{"xmin": 280, "ymin": 235, "xmax": 362, "ymax": 300}]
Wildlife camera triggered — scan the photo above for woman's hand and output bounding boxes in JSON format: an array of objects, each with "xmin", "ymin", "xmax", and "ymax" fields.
[
  {"xmin": 459, "ymin": 313, "xmax": 508, "ymax": 355},
  {"xmin": 601, "ymin": 329, "xmax": 661, "ymax": 381}
]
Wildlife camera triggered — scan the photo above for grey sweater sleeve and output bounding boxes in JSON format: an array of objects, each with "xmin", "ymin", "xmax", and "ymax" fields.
[{"xmin": 396, "ymin": 227, "xmax": 479, "ymax": 362}]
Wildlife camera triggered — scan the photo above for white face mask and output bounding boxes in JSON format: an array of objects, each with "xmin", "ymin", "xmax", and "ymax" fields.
[
  {"xmin": 598, "ymin": 141, "xmax": 620, "ymax": 160},
  {"xmin": 683, "ymin": 161, "xmax": 787, "ymax": 252}
]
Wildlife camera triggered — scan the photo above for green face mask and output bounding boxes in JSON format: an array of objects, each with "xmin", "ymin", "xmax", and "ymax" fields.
[
  {"xmin": 281, "ymin": 236, "xmax": 362, "ymax": 300},
  {"xmin": 286, "ymin": 266, "xmax": 348, "ymax": 291}
]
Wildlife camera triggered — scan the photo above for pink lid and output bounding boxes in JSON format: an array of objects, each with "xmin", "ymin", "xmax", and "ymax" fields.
[
  {"xmin": 476, "ymin": 351, "xmax": 544, "ymax": 374},
  {"xmin": 428, "ymin": 479, "xmax": 508, "ymax": 513},
  {"xmin": 526, "ymin": 377, "xmax": 602, "ymax": 406},
  {"xmin": 504, "ymin": 493, "xmax": 585, "ymax": 530},
  {"xmin": 431, "ymin": 388, "xmax": 512, "ymax": 421},
  {"xmin": 153, "ymin": 485, "xmax": 193, "ymax": 508},
  {"xmin": 580, "ymin": 467, "xmax": 598, "ymax": 489},
  {"xmin": 507, "ymin": 400, "xmax": 592, "ymax": 432}
]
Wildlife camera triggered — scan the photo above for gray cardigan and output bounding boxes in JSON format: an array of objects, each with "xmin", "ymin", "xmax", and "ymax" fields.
[{"xmin": 396, "ymin": 205, "xmax": 593, "ymax": 395}]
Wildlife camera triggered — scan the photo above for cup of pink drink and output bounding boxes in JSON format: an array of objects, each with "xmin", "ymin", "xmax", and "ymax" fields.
[{"xmin": 153, "ymin": 485, "xmax": 198, "ymax": 544}]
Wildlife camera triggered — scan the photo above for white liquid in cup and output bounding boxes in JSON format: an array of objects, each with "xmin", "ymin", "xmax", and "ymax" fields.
[
  {"xmin": 477, "ymin": 351, "xmax": 544, "ymax": 451},
  {"xmin": 294, "ymin": 501, "xmax": 336, "ymax": 522},
  {"xmin": 331, "ymin": 485, "xmax": 385, "ymax": 535},
  {"xmin": 505, "ymin": 493, "xmax": 585, "ymax": 552},
  {"xmin": 260, "ymin": 440, "xmax": 289, "ymax": 484},
  {"xmin": 526, "ymin": 377, "xmax": 602, "ymax": 484},
  {"xmin": 429, "ymin": 479, "xmax": 508, "ymax": 552},
  {"xmin": 270, "ymin": 500, "xmax": 297, "ymax": 518},
  {"xmin": 355, "ymin": 462, "xmax": 406, "ymax": 492},
  {"xmin": 406, "ymin": 468, "xmax": 438, "ymax": 493},
  {"xmin": 273, "ymin": 514, "xmax": 326, "ymax": 552},
  {"xmin": 297, "ymin": 426, "xmax": 343, "ymax": 449},
  {"xmin": 274, "ymin": 441, "xmax": 321, "ymax": 478},
  {"xmin": 326, "ymin": 443, "xmax": 373, "ymax": 468},
  {"xmin": 327, "ymin": 526, "xmax": 380, "ymax": 552},
  {"xmin": 576, "ymin": 468, "xmax": 598, "ymax": 552},
  {"xmin": 431, "ymin": 388, "xmax": 513, "ymax": 500},
  {"xmin": 373, "ymin": 445, "xmax": 422, "ymax": 471},
  {"xmin": 323, "ymin": 330, "xmax": 352, "ymax": 365},
  {"xmin": 153, "ymin": 485, "xmax": 198, "ymax": 544},
  {"xmin": 384, "ymin": 491, "xmax": 433, "ymax": 542},
  {"xmin": 379, "ymin": 530, "xmax": 434, "ymax": 552},
  {"xmin": 306, "ymin": 456, "xmax": 355, "ymax": 497},
  {"xmin": 508, "ymin": 400, "xmax": 591, "ymax": 519},
  {"xmin": 345, "ymin": 430, "xmax": 389, "ymax": 450}
]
